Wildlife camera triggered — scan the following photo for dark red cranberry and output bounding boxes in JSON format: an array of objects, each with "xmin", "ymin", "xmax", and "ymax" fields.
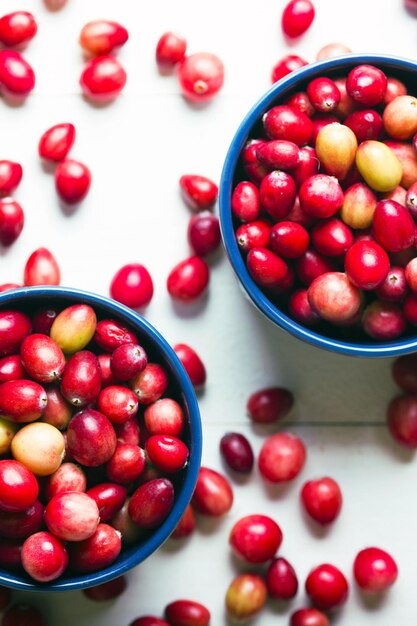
[
  {"xmin": 270, "ymin": 221, "xmax": 309, "ymax": 258},
  {"xmin": 295, "ymin": 248, "xmax": 336, "ymax": 286},
  {"xmin": 289, "ymin": 289, "xmax": 320, "ymax": 325},
  {"xmin": 266, "ymin": 557, "xmax": 298, "ymax": 599},
  {"xmin": 345, "ymin": 109, "xmax": 383, "ymax": 143},
  {"xmin": 187, "ymin": 212, "xmax": 221, "ymax": 256},
  {"xmin": 220, "ymin": 432, "xmax": 254, "ymax": 473}
]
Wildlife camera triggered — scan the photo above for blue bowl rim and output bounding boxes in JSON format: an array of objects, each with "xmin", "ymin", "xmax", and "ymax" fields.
[
  {"xmin": 220, "ymin": 53, "xmax": 417, "ymax": 358},
  {"xmin": 0, "ymin": 286, "xmax": 202, "ymax": 591}
]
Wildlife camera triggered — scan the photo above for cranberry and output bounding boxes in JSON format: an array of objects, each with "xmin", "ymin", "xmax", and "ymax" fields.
[
  {"xmin": 405, "ymin": 257, "xmax": 417, "ymax": 291},
  {"xmin": 406, "ymin": 182, "xmax": 417, "ymax": 218},
  {"xmin": 87, "ymin": 483, "xmax": 127, "ymax": 522},
  {"xmin": 299, "ymin": 174, "xmax": 343, "ymax": 219},
  {"xmin": 225, "ymin": 574, "xmax": 267, "ymax": 622},
  {"xmin": 145, "ymin": 435, "xmax": 188, "ymax": 473},
  {"xmin": 70, "ymin": 523, "xmax": 121, "ymax": 573},
  {"xmin": 281, "ymin": 0, "xmax": 315, "ymax": 37},
  {"xmin": 0, "ymin": 284, "xmax": 20, "ymax": 293},
  {"xmin": 164, "ymin": 600, "xmax": 210, "ymax": 626},
  {"xmin": 0, "ymin": 460, "xmax": 38, "ymax": 512},
  {"xmin": 0, "ymin": 50, "xmax": 35, "ymax": 96},
  {"xmin": 316, "ymin": 43, "xmax": 351, "ymax": 60},
  {"xmin": 24, "ymin": 248, "xmax": 60, "ymax": 286},
  {"xmin": 80, "ymin": 56, "xmax": 127, "ymax": 101},
  {"xmin": 106, "ymin": 443, "xmax": 145, "ymax": 483},
  {"xmin": 32, "ymin": 308, "xmax": 57, "ymax": 335},
  {"xmin": 258, "ymin": 432, "xmax": 306, "ymax": 482},
  {"xmin": 61, "ymin": 350, "xmax": 101, "ymax": 407},
  {"xmin": 290, "ymin": 608, "xmax": 330, "ymax": 626},
  {"xmin": 55, "ymin": 159, "xmax": 91, "ymax": 204},
  {"xmin": 44, "ymin": 491, "xmax": 99, "ymax": 541},
  {"xmin": 156, "ymin": 32, "xmax": 187, "ymax": 68},
  {"xmin": 286, "ymin": 91, "xmax": 315, "ymax": 117},
  {"xmin": 353, "ymin": 547, "xmax": 398, "ymax": 592},
  {"xmin": 2, "ymin": 605, "xmax": 44, "ymax": 626},
  {"xmin": 344, "ymin": 240, "xmax": 389, "ymax": 290},
  {"xmin": 171, "ymin": 503, "xmax": 196, "ymax": 539},
  {"xmin": 0, "ymin": 379, "xmax": 47, "ymax": 423},
  {"xmin": 0, "ymin": 539, "xmax": 22, "ymax": 571},
  {"xmin": 256, "ymin": 140, "xmax": 300, "ymax": 170},
  {"xmin": 259, "ymin": 171, "xmax": 297, "ymax": 220},
  {"xmin": 144, "ymin": 398, "xmax": 184, "ymax": 436},
  {"xmin": 316, "ymin": 122, "xmax": 358, "ymax": 181},
  {"xmin": 98, "ymin": 354, "xmax": 117, "ymax": 387},
  {"xmin": 307, "ymin": 77, "xmax": 340, "ymax": 112},
  {"xmin": 377, "ymin": 267, "xmax": 408, "ymax": 303},
  {"xmin": 340, "ymin": 183, "xmax": 377, "ymax": 230},
  {"xmin": 241, "ymin": 140, "xmax": 268, "ymax": 184},
  {"xmin": 346, "ymin": 64, "xmax": 387, "ymax": 106},
  {"xmin": 334, "ymin": 78, "xmax": 358, "ymax": 117},
  {"xmin": 167, "ymin": 256, "xmax": 209, "ymax": 301},
  {"xmin": 130, "ymin": 362, "xmax": 168, "ymax": 404},
  {"xmin": 0, "ymin": 198, "xmax": 24, "ymax": 246},
  {"xmin": 0, "ymin": 354, "xmax": 26, "ymax": 383},
  {"xmin": 177, "ymin": 52, "xmax": 224, "ymax": 102},
  {"xmin": 220, "ymin": 432, "xmax": 254, "ymax": 473},
  {"xmin": 345, "ymin": 109, "xmax": 383, "ymax": 143},
  {"xmin": 230, "ymin": 514, "xmax": 282, "ymax": 563},
  {"xmin": 128, "ymin": 478, "xmax": 174, "ymax": 528},
  {"xmin": 305, "ymin": 563, "xmax": 349, "ymax": 610},
  {"xmin": 271, "ymin": 54, "xmax": 307, "ymax": 83},
  {"xmin": 110, "ymin": 263, "xmax": 154, "ymax": 308},
  {"xmin": 20, "ymin": 334, "xmax": 65, "ymax": 383},
  {"xmin": 0, "ymin": 501, "xmax": 44, "ymax": 539},
  {"xmin": 12, "ymin": 422, "xmax": 64, "ymax": 477},
  {"xmin": 50, "ymin": 304, "xmax": 97, "ymax": 354},
  {"xmin": 384, "ymin": 77, "xmax": 407, "ymax": 105},
  {"xmin": 311, "ymin": 114, "xmax": 339, "ymax": 145},
  {"xmin": 247, "ymin": 387, "xmax": 294, "ymax": 423},
  {"xmin": 404, "ymin": 292, "xmax": 417, "ymax": 324},
  {"xmin": 130, "ymin": 619, "xmax": 170, "ymax": 626},
  {"xmin": 311, "ymin": 218, "xmax": 353, "ymax": 257},
  {"xmin": 80, "ymin": 20, "xmax": 128, "ymax": 56},
  {"xmin": 111, "ymin": 343, "xmax": 147, "ymax": 381},
  {"xmin": 173, "ymin": 343, "xmax": 206, "ymax": 388},
  {"xmin": 246, "ymin": 248, "xmax": 288, "ymax": 288},
  {"xmin": 0, "ymin": 12, "xmax": 37, "ymax": 47},
  {"xmin": 289, "ymin": 289, "xmax": 320, "ymax": 325},
  {"xmin": 263, "ymin": 105, "xmax": 313, "ymax": 146},
  {"xmin": 301, "ymin": 477, "xmax": 342, "ymax": 525},
  {"xmin": 179, "ymin": 174, "xmax": 218, "ymax": 211},
  {"xmin": 21, "ymin": 531, "xmax": 68, "ymax": 582},
  {"xmin": 44, "ymin": 0, "xmax": 68, "ymax": 10},
  {"xmin": 67, "ymin": 408, "xmax": 117, "ymax": 466},
  {"xmin": 0, "ymin": 161, "xmax": 22, "ymax": 195},
  {"xmin": 308, "ymin": 272, "xmax": 361, "ymax": 323},
  {"xmin": 292, "ymin": 146, "xmax": 320, "ymax": 186},
  {"xmin": 38, "ymin": 123, "xmax": 76, "ymax": 162},
  {"xmin": 236, "ymin": 220, "xmax": 271, "ymax": 252},
  {"xmin": 362, "ymin": 301, "xmax": 406, "ymax": 339},
  {"xmin": 192, "ymin": 466, "xmax": 233, "ymax": 516},
  {"xmin": 392, "ymin": 355, "xmax": 417, "ymax": 392},
  {"xmin": 83, "ymin": 576, "xmax": 127, "ymax": 601},
  {"xmin": 387, "ymin": 394, "xmax": 417, "ymax": 447},
  {"xmin": 231, "ymin": 181, "xmax": 260, "ymax": 222},
  {"xmin": 266, "ymin": 557, "xmax": 298, "ymax": 599},
  {"xmin": 383, "ymin": 95, "xmax": 417, "ymax": 140},
  {"xmin": 41, "ymin": 388, "xmax": 71, "ymax": 431},
  {"xmin": 188, "ymin": 212, "xmax": 221, "ymax": 256},
  {"xmin": 45, "ymin": 463, "xmax": 86, "ymax": 500},
  {"xmin": 97, "ymin": 386, "xmax": 139, "ymax": 425},
  {"xmin": 94, "ymin": 318, "xmax": 138, "ymax": 352}
]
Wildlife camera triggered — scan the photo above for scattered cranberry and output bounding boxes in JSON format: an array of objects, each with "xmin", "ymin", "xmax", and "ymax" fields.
[
  {"xmin": 179, "ymin": 175, "xmax": 218, "ymax": 211},
  {"xmin": 392, "ymin": 354, "xmax": 417, "ymax": 392},
  {"xmin": 173, "ymin": 343, "xmax": 206, "ymax": 388},
  {"xmin": 271, "ymin": 54, "xmax": 308, "ymax": 83},
  {"xmin": 167, "ymin": 256, "xmax": 209, "ymax": 301},
  {"xmin": 24, "ymin": 248, "xmax": 60, "ymax": 286},
  {"xmin": 55, "ymin": 159, "xmax": 91, "ymax": 204},
  {"xmin": 83, "ymin": 576, "xmax": 127, "ymax": 601},
  {"xmin": 225, "ymin": 574, "xmax": 267, "ymax": 622},
  {"xmin": 0, "ymin": 198, "xmax": 24, "ymax": 246},
  {"xmin": 110, "ymin": 263, "xmax": 154, "ymax": 308},
  {"xmin": 80, "ymin": 20, "xmax": 129, "ymax": 56},
  {"xmin": 192, "ymin": 466, "xmax": 233, "ymax": 516},
  {"xmin": 266, "ymin": 557, "xmax": 299, "ymax": 599},
  {"xmin": 0, "ymin": 161, "xmax": 22, "ymax": 195},
  {"xmin": 171, "ymin": 503, "xmax": 196, "ymax": 539},
  {"xmin": 0, "ymin": 50, "xmax": 35, "ymax": 97},
  {"xmin": 301, "ymin": 477, "xmax": 342, "ymax": 525},
  {"xmin": 38, "ymin": 123, "xmax": 76, "ymax": 162},
  {"xmin": 247, "ymin": 387, "xmax": 294, "ymax": 423},
  {"xmin": 290, "ymin": 608, "xmax": 330, "ymax": 626},
  {"xmin": 281, "ymin": 0, "xmax": 315, "ymax": 38},
  {"xmin": 164, "ymin": 600, "xmax": 210, "ymax": 626},
  {"xmin": 220, "ymin": 432, "xmax": 254, "ymax": 473},
  {"xmin": 156, "ymin": 32, "xmax": 187, "ymax": 68},
  {"xmin": 2, "ymin": 605, "xmax": 45, "ymax": 626},
  {"xmin": 305, "ymin": 563, "xmax": 349, "ymax": 610},
  {"xmin": 188, "ymin": 211, "xmax": 221, "ymax": 256},
  {"xmin": 258, "ymin": 432, "xmax": 306, "ymax": 482},
  {"xmin": 353, "ymin": 547, "xmax": 398, "ymax": 592},
  {"xmin": 0, "ymin": 12, "xmax": 37, "ymax": 47},
  {"xmin": 387, "ymin": 393, "xmax": 417, "ymax": 447},
  {"xmin": 177, "ymin": 52, "xmax": 224, "ymax": 102},
  {"xmin": 80, "ymin": 56, "xmax": 127, "ymax": 101},
  {"xmin": 230, "ymin": 514, "xmax": 282, "ymax": 563}
]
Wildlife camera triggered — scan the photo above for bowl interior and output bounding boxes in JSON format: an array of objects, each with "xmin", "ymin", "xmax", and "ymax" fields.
[
  {"xmin": 220, "ymin": 54, "xmax": 417, "ymax": 357},
  {"xmin": 0, "ymin": 286, "xmax": 202, "ymax": 591}
]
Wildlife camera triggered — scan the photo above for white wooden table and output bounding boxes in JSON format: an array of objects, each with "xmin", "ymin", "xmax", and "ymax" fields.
[{"xmin": 1, "ymin": 0, "xmax": 416, "ymax": 623}]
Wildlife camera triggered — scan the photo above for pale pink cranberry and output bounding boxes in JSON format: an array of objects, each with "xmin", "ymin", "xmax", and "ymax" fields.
[
  {"xmin": 271, "ymin": 54, "xmax": 307, "ymax": 83},
  {"xmin": 305, "ymin": 563, "xmax": 349, "ymax": 610},
  {"xmin": 258, "ymin": 433, "xmax": 306, "ymax": 482},
  {"xmin": 156, "ymin": 32, "xmax": 187, "ymax": 68},
  {"xmin": 301, "ymin": 477, "xmax": 342, "ymax": 525},
  {"xmin": 110, "ymin": 264, "xmax": 154, "ymax": 308},
  {"xmin": 45, "ymin": 463, "xmax": 86, "ymax": 500},
  {"xmin": 192, "ymin": 466, "xmax": 233, "ymax": 516},
  {"xmin": 308, "ymin": 272, "xmax": 361, "ymax": 323},
  {"xmin": 177, "ymin": 52, "xmax": 224, "ymax": 102},
  {"xmin": 229, "ymin": 514, "xmax": 283, "ymax": 563},
  {"xmin": 353, "ymin": 547, "xmax": 398, "ymax": 593},
  {"xmin": 281, "ymin": 0, "xmax": 315, "ymax": 37},
  {"xmin": 266, "ymin": 557, "xmax": 298, "ymax": 599},
  {"xmin": 316, "ymin": 43, "xmax": 352, "ymax": 60},
  {"xmin": 21, "ymin": 531, "xmax": 68, "ymax": 582},
  {"xmin": 44, "ymin": 491, "xmax": 100, "ymax": 541}
]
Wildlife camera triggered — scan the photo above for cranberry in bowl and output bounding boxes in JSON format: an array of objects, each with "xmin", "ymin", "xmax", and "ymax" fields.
[
  {"xmin": 0, "ymin": 286, "xmax": 201, "ymax": 591},
  {"xmin": 220, "ymin": 54, "xmax": 417, "ymax": 357}
]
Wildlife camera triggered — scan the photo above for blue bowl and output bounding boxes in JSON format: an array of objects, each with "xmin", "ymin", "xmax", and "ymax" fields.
[
  {"xmin": 220, "ymin": 53, "xmax": 417, "ymax": 358},
  {"xmin": 0, "ymin": 286, "xmax": 202, "ymax": 591}
]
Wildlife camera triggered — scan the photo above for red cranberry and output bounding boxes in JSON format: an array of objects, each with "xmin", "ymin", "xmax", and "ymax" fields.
[
  {"xmin": 286, "ymin": 91, "xmax": 315, "ymax": 117},
  {"xmin": 20, "ymin": 334, "xmax": 65, "ymax": 383},
  {"xmin": 281, "ymin": 0, "xmax": 315, "ymax": 37},
  {"xmin": 111, "ymin": 344, "xmax": 147, "ymax": 381},
  {"xmin": 263, "ymin": 106, "xmax": 313, "ymax": 146},
  {"xmin": 375, "ymin": 266, "xmax": 407, "ymax": 302},
  {"xmin": 55, "ymin": 159, "xmax": 91, "ymax": 204},
  {"xmin": 61, "ymin": 351, "xmax": 101, "ymax": 407},
  {"xmin": 305, "ymin": 563, "xmax": 349, "ymax": 610},
  {"xmin": 94, "ymin": 318, "xmax": 138, "ymax": 352},
  {"xmin": 45, "ymin": 463, "xmax": 86, "ymax": 500},
  {"xmin": 87, "ymin": 483, "xmax": 126, "ymax": 522},
  {"xmin": 387, "ymin": 394, "xmax": 417, "ymax": 448},
  {"xmin": 179, "ymin": 174, "xmax": 218, "ymax": 211},
  {"xmin": 0, "ymin": 198, "xmax": 24, "ymax": 246},
  {"xmin": 353, "ymin": 547, "xmax": 398, "ymax": 592},
  {"xmin": 220, "ymin": 432, "xmax": 254, "ymax": 473},
  {"xmin": 345, "ymin": 109, "xmax": 383, "ymax": 143},
  {"xmin": 130, "ymin": 362, "xmax": 168, "ymax": 404},
  {"xmin": 384, "ymin": 77, "xmax": 407, "ymax": 104},
  {"xmin": 164, "ymin": 600, "xmax": 210, "ymax": 626},
  {"xmin": 0, "ymin": 284, "xmax": 20, "ymax": 293},
  {"xmin": 311, "ymin": 218, "xmax": 353, "ymax": 257},
  {"xmin": 307, "ymin": 77, "xmax": 340, "ymax": 112},
  {"xmin": 80, "ymin": 20, "xmax": 128, "ymax": 56},
  {"xmin": 21, "ymin": 531, "xmax": 68, "ymax": 582},
  {"xmin": 171, "ymin": 503, "xmax": 196, "ymax": 539},
  {"xmin": 177, "ymin": 52, "xmax": 224, "ymax": 102},
  {"xmin": 80, "ymin": 55, "xmax": 127, "ymax": 101},
  {"xmin": 362, "ymin": 301, "xmax": 406, "ymax": 340},
  {"xmin": 188, "ymin": 212, "xmax": 221, "ymax": 256},
  {"xmin": 156, "ymin": 32, "xmax": 187, "ymax": 68},
  {"xmin": 44, "ymin": 491, "xmax": 99, "ymax": 541},
  {"xmin": 145, "ymin": 435, "xmax": 188, "ymax": 473},
  {"xmin": 98, "ymin": 354, "xmax": 117, "ymax": 387},
  {"xmin": 130, "ymin": 619, "xmax": 170, "ymax": 626},
  {"xmin": 110, "ymin": 263, "xmax": 154, "ymax": 308},
  {"xmin": 246, "ymin": 248, "xmax": 288, "ymax": 288},
  {"xmin": 192, "ymin": 466, "xmax": 233, "ymax": 516},
  {"xmin": 271, "ymin": 55, "xmax": 307, "ymax": 83},
  {"xmin": 292, "ymin": 146, "xmax": 320, "ymax": 186},
  {"xmin": 97, "ymin": 386, "xmax": 139, "ymax": 424},
  {"xmin": 289, "ymin": 289, "xmax": 320, "ymax": 325},
  {"xmin": 334, "ymin": 78, "xmax": 358, "ymax": 117},
  {"xmin": 144, "ymin": 398, "xmax": 184, "ymax": 436},
  {"xmin": 38, "ymin": 123, "xmax": 76, "ymax": 162},
  {"xmin": 405, "ymin": 256, "xmax": 417, "ymax": 292},
  {"xmin": 0, "ymin": 501, "xmax": 44, "ymax": 539},
  {"xmin": 301, "ymin": 477, "xmax": 342, "ymax": 525},
  {"xmin": 247, "ymin": 387, "xmax": 294, "ymax": 423},
  {"xmin": 0, "ymin": 12, "xmax": 37, "ymax": 47},
  {"xmin": 173, "ymin": 343, "xmax": 206, "ymax": 388},
  {"xmin": 259, "ymin": 171, "xmax": 297, "ymax": 220},
  {"xmin": 229, "ymin": 514, "xmax": 282, "ymax": 563},
  {"xmin": 128, "ymin": 478, "xmax": 174, "ymax": 528},
  {"xmin": 258, "ymin": 433, "xmax": 306, "ymax": 482},
  {"xmin": 231, "ymin": 181, "xmax": 260, "ymax": 222},
  {"xmin": 24, "ymin": 248, "xmax": 60, "ymax": 286},
  {"xmin": 290, "ymin": 608, "xmax": 329, "ymax": 626},
  {"xmin": 392, "ymin": 355, "xmax": 417, "ymax": 392},
  {"xmin": 406, "ymin": 182, "xmax": 417, "ymax": 218},
  {"xmin": 70, "ymin": 523, "xmax": 121, "ymax": 573},
  {"xmin": 0, "ymin": 379, "xmax": 47, "ymax": 423},
  {"xmin": 404, "ymin": 292, "xmax": 417, "ymax": 324},
  {"xmin": 83, "ymin": 576, "xmax": 127, "ymax": 601},
  {"xmin": 0, "ymin": 50, "xmax": 35, "ymax": 96},
  {"xmin": 344, "ymin": 240, "xmax": 389, "ymax": 290},
  {"xmin": 67, "ymin": 408, "xmax": 117, "ymax": 466},
  {"xmin": 241, "ymin": 140, "xmax": 268, "ymax": 184},
  {"xmin": 0, "ymin": 354, "xmax": 26, "ymax": 383},
  {"xmin": 167, "ymin": 256, "xmax": 209, "ymax": 301},
  {"xmin": 0, "ymin": 460, "xmax": 38, "ymax": 512},
  {"xmin": 106, "ymin": 444, "xmax": 146, "ymax": 483},
  {"xmin": 2, "ymin": 605, "xmax": 44, "ymax": 626},
  {"xmin": 266, "ymin": 557, "xmax": 298, "ymax": 599},
  {"xmin": 299, "ymin": 174, "xmax": 343, "ymax": 218},
  {"xmin": 0, "ymin": 161, "xmax": 22, "ymax": 195},
  {"xmin": 308, "ymin": 272, "xmax": 361, "ymax": 323},
  {"xmin": 311, "ymin": 114, "xmax": 339, "ymax": 145},
  {"xmin": 236, "ymin": 220, "xmax": 271, "ymax": 252},
  {"xmin": 372, "ymin": 199, "xmax": 415, "ymax": 252},
  {"xmin": 32, "ymin": 308, "xmax": 57, "ymax": 334},
  {"xmin": 41, "ymin": 386, "xmax": 72, "ymax": 430},
  {"xmin": 256, "ymin": 140, "xmax": 300, "ymax": 170},
  {"xmin": 346, "ymin": 65, "xmax": 387, "ymax": 106}
]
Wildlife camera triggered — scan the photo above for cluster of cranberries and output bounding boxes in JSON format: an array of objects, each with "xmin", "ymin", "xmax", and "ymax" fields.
[
  {"xmin": 232, "ymin": 63, "xmax": 417, "ymax": 340},
  {"xmin": 0, "ymin": 301, "xmax": 193, "ymax": 585}
]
